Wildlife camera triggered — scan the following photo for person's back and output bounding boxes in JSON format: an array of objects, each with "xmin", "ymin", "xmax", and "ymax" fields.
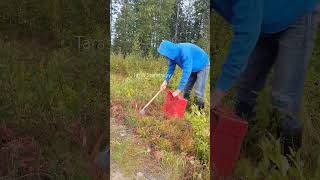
[
  {"xmin": 178, "ymin": 43, "xmax": 208, "ymax": 61},
  {"xmin": 262, "ymin": 0, "xmax": 317, "ymax": 32},
  {"xmin": 177, "ymin": 43, "xmax": 209, "ymax": 72}
]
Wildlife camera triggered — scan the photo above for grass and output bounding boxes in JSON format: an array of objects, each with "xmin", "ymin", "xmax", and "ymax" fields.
[
  {"xmin": 212, "ymin": 13, "xmax": 320, "ymax": 179},
  {"xmin": 0, "ymin": 37, "xmax": 108, "ymax": 179},
  {"xmin": 110, "ymin": 53, "xmax": 210, "ymax": 179},
  {"xmin": 111, "ymin": 136, "xmax": 144, "ymax": 177}
]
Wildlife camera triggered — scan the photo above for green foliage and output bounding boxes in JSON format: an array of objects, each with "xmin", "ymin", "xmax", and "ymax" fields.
[
  {"xmin": 0, "ymin": 38, "xmax": 107, "ymax": 178},
  {"xmin": 186, "ymin": 106, "xmax": 210, "ymax": 163},
  {"xmin": 234, "ymin": 134, "xmax": 320, "ymax": 180},
  {"xmin": 110, "ymin": 53, "xmax": 166, "ymax": 101},
  {"xmin": 112, "ymin": 0, "xmax": 209, "ymax": 56},
  {"xmin": 0, "ymin": 0, "xmax": 107, "ymax": 44},
  {"xmin": 0, "ymin": 1, "xmax": 108, "ymax": 178}
]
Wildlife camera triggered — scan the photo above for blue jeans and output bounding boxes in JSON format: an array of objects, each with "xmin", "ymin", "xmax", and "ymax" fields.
[
  {"xmin": 183, "ymin": 65, "xmax": 210, "ymax": 107},
  {"xmin": 235, "ymin": 5, "xmax": 319, "ymax": 151}
]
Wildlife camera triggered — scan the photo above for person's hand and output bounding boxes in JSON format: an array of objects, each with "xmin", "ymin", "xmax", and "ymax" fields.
[
  {"xmin": 172, "ymin": 90, "xmax": 181, "ymax": 97},
  {"xmin": 211, "ymin": 89, "xmax": 226, "ymax": 110},
  {"xmin": 160, "ymin": 81, "xmax": 167, "ymax": 91}
]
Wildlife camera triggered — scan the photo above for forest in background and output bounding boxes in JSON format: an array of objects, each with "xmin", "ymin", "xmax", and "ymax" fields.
[{"xmin": 111, "ymin": 0, "xmax": 209, "ymax": 56}]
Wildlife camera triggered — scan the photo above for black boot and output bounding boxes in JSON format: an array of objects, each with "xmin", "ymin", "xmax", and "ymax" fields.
[
  {"xmin": 195, "ymin": 96, "xmax": 204, "ymax": 111},
  {"xmin": 280, "ymin": 118, "xmax": 302, "ymax": 159},
  {"xmin": 197, "ymin": 101, "xmax": 204, "ymax": 110}
]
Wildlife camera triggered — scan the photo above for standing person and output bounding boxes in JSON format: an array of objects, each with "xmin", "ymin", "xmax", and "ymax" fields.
[
  {"xmin": 211, "ymin": 0, "xmax": 320, "ymax": 156},
  {"xmin": 158, "ymin": 40, "xmax": 210, "ymax": 109}
]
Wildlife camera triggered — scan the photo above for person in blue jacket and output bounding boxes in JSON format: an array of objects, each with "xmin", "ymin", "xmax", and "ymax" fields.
[
  {"xmin": 158, "ymin": 40, "xmax": 210, "ymax": 109},
  {"xmin": 211, "ymin": 0, "xmax": 320, "ymax": 157}
]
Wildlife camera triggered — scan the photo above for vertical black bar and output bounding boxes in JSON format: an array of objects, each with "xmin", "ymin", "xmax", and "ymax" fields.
[
  {"xmin": 209, "ymin": 3, "xmax": 214, "ymax": 180},
  {"xmin": 106, "ymin": 0, "xmax": 111, "ymax": 178}
]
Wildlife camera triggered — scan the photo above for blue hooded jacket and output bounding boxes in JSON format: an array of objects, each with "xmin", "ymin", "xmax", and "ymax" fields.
[
  {"xmin": 158, "ymin": 40, "xmax": 210, "ymax": 91},
  {"xmin": 212, "ymin": 0, "xmax": 318, "ymax": 92}
]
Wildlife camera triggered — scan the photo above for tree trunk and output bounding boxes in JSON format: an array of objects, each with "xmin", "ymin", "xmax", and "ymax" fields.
[{"xmin": 173, "ymin": 0, "xmax": 180, "ymax": 43}]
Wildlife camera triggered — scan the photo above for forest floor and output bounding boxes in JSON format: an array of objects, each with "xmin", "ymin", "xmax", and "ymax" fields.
[{"xmin": 110, "ymin": 117, "xmax": 165, "ymax": 180}]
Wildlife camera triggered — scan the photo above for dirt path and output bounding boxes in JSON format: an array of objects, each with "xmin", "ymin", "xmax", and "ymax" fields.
[
  {"xmin": 110, "ymin": 117, "xmax": 166, "ymax": 180},
  {"xmin": 110, "ymin": 118, "xmax": 131, "ymax": 180}
]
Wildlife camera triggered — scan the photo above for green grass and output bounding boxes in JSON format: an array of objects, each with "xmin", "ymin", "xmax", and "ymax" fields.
[
  {"xmin": 0, "ymin": 38, "xmax": 108, "ymax": 179},
  {"xmin": 110, "ymin": 53, "xmax": 210, "ymax": 179},
  {"xmin": 111, "ymin": 138, "xmax": 144, "ymax": 177}
]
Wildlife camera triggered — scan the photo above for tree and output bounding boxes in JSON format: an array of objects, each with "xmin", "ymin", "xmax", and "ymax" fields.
[{"xmin": 111, "ymin": 0, "xmax": 210, "ymax": 57}]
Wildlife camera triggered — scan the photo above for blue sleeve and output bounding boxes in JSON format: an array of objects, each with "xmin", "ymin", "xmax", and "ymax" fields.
[
  {"xmin": 177, "ymin": 55, "xmax": 192, "ymax": 91},
  {"xmin": 164, "ymin": 59, "xmax": 176, "ymax": 81},
  {"xmin": 215, "ymin": 0, "xmax": 263, "ymax": 92}
]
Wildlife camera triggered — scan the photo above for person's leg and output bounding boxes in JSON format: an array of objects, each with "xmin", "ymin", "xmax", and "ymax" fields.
[
  {"xmin": 235, "ymin": 35, "xmax": 279, "ymax": 120},
  {"xmin": 272, "ymin": 7, "xmax": 320, "ymax": 155},
  {"xmin": 194, "ymin": 65, "xmax": 210, "ymax": 109},
  {"xmin": 183, "ymin": 72, "xmax": 197, "ymax": 100}
]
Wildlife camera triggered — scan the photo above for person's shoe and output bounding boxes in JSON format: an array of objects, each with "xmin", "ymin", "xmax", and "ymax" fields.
[
  {"xmin": 196, "ymin": 102, "xmax": 204, "ymax": 111},
  {"xmin": 280, "ymin": 120, "xmax": 302, "ymax": 165},
  {"xmin": 195, "ymin": 96, "xmax": 205, "ymax": 111}
]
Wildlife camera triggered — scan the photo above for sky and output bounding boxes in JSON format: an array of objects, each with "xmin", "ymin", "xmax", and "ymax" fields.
[{"xmin": 111, "ymin": 1, "xmax": 121, "ymax": 43}]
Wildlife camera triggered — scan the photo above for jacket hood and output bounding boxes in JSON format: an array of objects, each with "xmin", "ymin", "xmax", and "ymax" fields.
[{"xmin": 157, "ymin": 40, "xmax": 180, "ymax": 60}]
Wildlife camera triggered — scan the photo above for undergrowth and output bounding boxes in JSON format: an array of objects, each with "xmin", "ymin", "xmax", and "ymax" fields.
[
  {"xmin": 0, "ymin": 38, "xmax": 108, "ymax": 179},
  {"xmin": 110, "ymin": 53, "xmax": 210, "ymax": 179}
]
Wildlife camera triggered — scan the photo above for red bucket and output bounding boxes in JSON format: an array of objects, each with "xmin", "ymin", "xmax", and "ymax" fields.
[
  {"xmin": 163, "ymin": 91, "xmax": 187, "ymax": 119},
  {"xmin": 210, "ymin": 107, "xmax": 248, "ymax": 178}
]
